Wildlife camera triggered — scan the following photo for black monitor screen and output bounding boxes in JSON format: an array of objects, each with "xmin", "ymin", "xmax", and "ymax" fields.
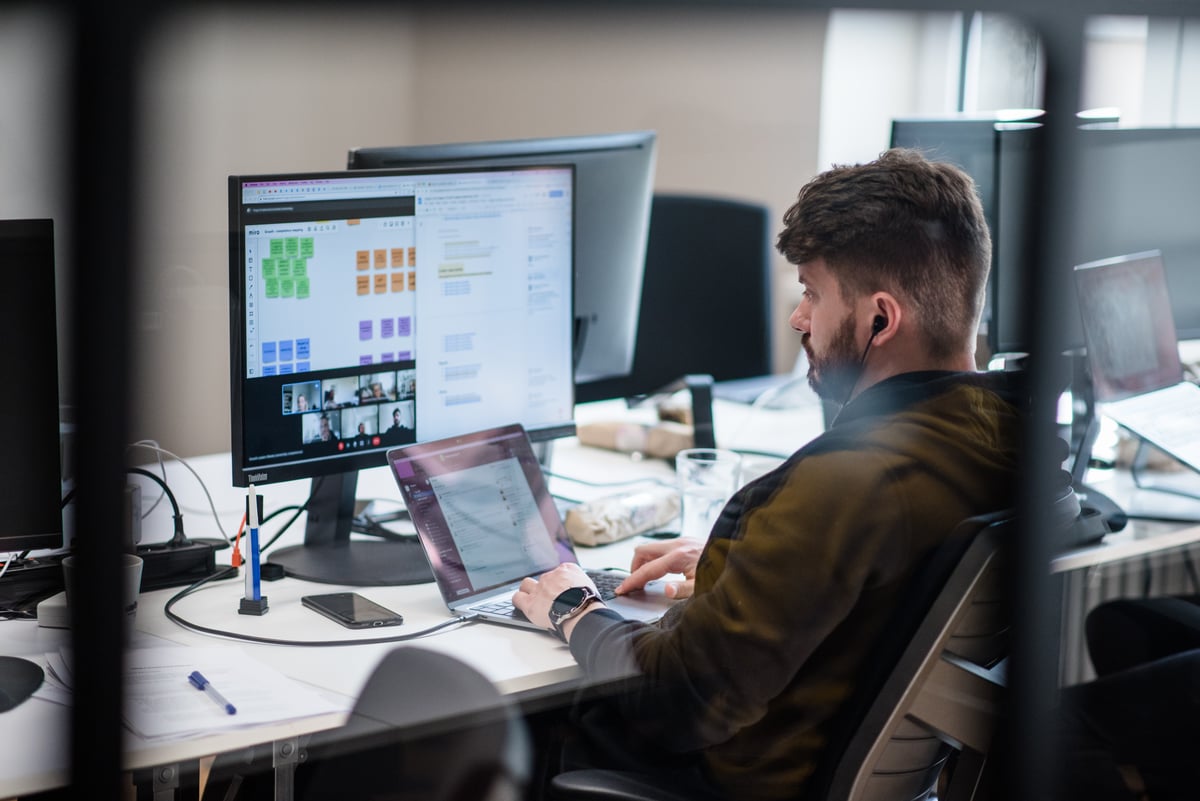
[
  {"xmin": 0, "ymin": 219, "xmax": 63, "ymax": 552},
  {"xmin": 347, "ymin": 131, "xmax": 656, "ymax": 398},
  {"xmin": 228, "ymin": 166, "xmax": 575, "ymax": 585},
  {"xmin": 891, "ymin": 116, "xmax": 1042, "ymax": 356}
]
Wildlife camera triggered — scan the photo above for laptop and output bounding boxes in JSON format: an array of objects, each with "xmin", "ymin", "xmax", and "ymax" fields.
[
  {"xmin": 385, "ymin": 423, "xmax": 677, "ymax": 630},
  {"xmin": 1074, "ymin": 250, "xmax": 1200, "ymax": 473}
]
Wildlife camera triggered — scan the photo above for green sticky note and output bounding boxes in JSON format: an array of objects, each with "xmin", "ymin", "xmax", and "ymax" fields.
[
  {"xmin": 261, "ymin": 258, "xmax": 277, "ymax": 278},
  {"xmin": 293, "ymin": 259, "xmax": 307, "ymax": 279},
  {"xmin": 281, "ymin": 277, "xmax": 295, "ymax": 298},
  {"xmin": 301, "ymin": 238, "xmax": 314, "ymax": 259},
  {"xmin": 296, "ymin": 277, "xmax": 311, "ymax": 299},
  {"xmin": 269, "ymin": 239, "xmax": 284, "ymax": 258},
  {"xmin": 285, "ymin": 237, "xmax": 300, "ymax": 258},
  {"xmin": 277, "ymin": 259, "xmax": 292, "ymax": 279},
  {"xmin": 264, "ymin": 277, "xmax": 280, "ymax": 298}
]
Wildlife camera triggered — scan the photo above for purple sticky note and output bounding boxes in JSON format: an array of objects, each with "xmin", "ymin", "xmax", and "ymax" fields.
[
  {"xmin": 359, "ymin": 355, "xmax": 374, "ymax": 365},
  {"xmin": 359, "ymin": 320, "xmax": 373, "ymax": 341},
  {"xmin": 380, "ymin": 318, "xmax": 395, "ymax": 338},
  {"xmin": 396, "ymin": 316, "xmax": 412, "ymax": 337},
  {"xmin": 397, "ymin": 351, "xmax": 412, "ymax": 360},
  {"xmin": 380, "ymin": 352, "xmax": 395, "ymax": 363}
]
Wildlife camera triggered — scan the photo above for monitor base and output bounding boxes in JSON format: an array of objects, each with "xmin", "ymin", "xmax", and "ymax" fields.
[{"xmin": 267, "ymin": 539, "xmax": 433, "ymax": 586}]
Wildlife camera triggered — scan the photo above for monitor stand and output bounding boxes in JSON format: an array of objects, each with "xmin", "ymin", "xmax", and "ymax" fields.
[{"xmin": 266, "ymin": 472, "xmax": 433, "ymax": 586}]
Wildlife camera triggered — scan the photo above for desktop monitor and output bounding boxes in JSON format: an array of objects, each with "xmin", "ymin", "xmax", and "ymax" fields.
[
  {"xmin": 1062, "ymin": 125, "xmax": 1200, "ymax": 350},
  {"xmin": 229, "ymin": 165, "xmax": 576, "ymax": 585},
  {"xmin": 890, "ymin": 115, "xmax": 1042, "ymax": 356},
  {"xmin": 0, "ymin": 219, "xmax": 63, "ymax": 553},
  {"xmin": 347, "ymin": 131, "xmax": 657, "ymax": 400}
]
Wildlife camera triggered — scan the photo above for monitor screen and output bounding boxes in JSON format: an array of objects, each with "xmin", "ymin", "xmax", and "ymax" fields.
[
  {"xmin": 228, "ymin": 165, "xmax": 575, "ymax": 585},
  {"xmin": 0, "ymin": 219, "xmax": 63, "ymax": 553},
  {"xmin": 890, "ymin": 115, "xmax": 1042, "ymax": 357},
  {"xmin": 1063, "ymin": 125, "xmax": 1200, "ymax": 350},
  {"xmin": 347, "ymin": 131, "xmax": 656, "ymax": 399}
]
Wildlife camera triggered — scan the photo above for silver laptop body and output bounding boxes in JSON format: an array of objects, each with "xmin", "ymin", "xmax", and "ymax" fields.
[
  {"xmin": 386, "ymin": 423, "xmax": 675, "ymax": 630},
  {"xmin": 1074, "ymin": 250, "xmax": 1200, "ymax": 472}
]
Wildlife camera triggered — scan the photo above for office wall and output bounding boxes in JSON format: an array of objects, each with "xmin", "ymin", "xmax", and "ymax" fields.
[
  {"xmin": 0, "ymin": 7, "xmax": 71, "ymax": 399},
  {"xmin": 133, "ymin": 8, "xmax": 420, "ymax": 461},
  {"xmin": 131, "ymin": 5, "xmax": 827, "ymax": 458}
]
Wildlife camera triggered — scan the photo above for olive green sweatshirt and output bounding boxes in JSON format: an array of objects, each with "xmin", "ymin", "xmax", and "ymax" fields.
[{"xmin": 568, "ymin": 370, "xmax": 1025, "ymax": 801}]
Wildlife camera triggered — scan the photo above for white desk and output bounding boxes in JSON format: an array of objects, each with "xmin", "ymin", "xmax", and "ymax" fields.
[
  {"xmin": 7, "ymin": 392, "xmax": 1197, "ymax": 794},
  {"xmin": 1052, "ymin": 464, "xmax": 1200, "ymax": 683},
  {"xmin": 0, "ymin": 397, "xmax": 822, "ymax": 798}
]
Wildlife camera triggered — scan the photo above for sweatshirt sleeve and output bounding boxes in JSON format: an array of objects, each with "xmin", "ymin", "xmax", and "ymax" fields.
[{"xmin": 563, "ymin": 449, "xmax": 916, "ymax": 754}]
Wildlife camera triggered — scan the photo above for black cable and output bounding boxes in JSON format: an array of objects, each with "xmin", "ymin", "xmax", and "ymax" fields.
[
  {"xmin": 127, "ymin": 467, "xmax": 187, "ymax": 544},
  {"xmin": 163, "ymin": 567, "xmax": 477, "ymax": 646},
  {"xmin": 0, "ymin": 609, "xmax": 36, "ymax": 621},
  {"xmin": 258, "ymin": 478, "xmax": 324, "ymax": 554},
  {"xmin": 63, "ymin": 468, "xmax": 189, "ymax": 544}
]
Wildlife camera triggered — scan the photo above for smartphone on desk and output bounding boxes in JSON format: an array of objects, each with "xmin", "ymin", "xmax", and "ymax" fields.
[{"xmin": 301, "ymin": 592, "xmax": 404, "ymax": 629}]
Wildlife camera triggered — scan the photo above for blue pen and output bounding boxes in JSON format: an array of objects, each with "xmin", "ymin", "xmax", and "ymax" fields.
[{"xmin": 188, "ymin": 670, "xmax": 237, "ymax": 715}]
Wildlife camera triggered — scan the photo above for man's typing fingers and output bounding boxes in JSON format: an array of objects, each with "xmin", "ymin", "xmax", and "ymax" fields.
[
  {"xmin": 664, "ymin": 579, "xmax": 694, "ymax": 600},
  {"xmin": 616, "ymin": 555, "xmax": 672, "ymax": 594}
]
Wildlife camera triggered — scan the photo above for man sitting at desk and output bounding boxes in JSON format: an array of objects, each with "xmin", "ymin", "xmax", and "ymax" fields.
[{"xmin": 513, "ymin": 149, "xmax": 1025, "ymax": 801}]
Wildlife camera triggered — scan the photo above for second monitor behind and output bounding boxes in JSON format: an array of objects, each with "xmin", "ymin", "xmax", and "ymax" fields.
[{"xmin": 579, "ymin": 193, "xmax": 774, "ymax": 403}]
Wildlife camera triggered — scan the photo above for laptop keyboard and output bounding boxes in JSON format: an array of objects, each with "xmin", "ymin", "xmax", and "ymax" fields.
[{"xmin": 471, "ymin": 570, "xmax": 625, "ymax": 620}]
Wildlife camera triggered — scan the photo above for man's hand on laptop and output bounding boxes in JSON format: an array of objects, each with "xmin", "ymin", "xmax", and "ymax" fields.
[
  {"xmin": 513, "ymin": 564, "xmax": 604, "ymax": 640},
  {"xmin": 616, "ymin": 537, "xmax": 704, "ymax": 600}
]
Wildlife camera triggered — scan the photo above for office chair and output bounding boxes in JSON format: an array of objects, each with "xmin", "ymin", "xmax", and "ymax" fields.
[
  {"xmin": 576, "ymin": 194, "xmax": 773, "ymax": 403},
  {"xmin": 549, "ymin": 491, "xmax": 1080, "ymax": 801},
  {"xmin": 201, "ymin": 647, "xmax": 528, "ymax": 801}
]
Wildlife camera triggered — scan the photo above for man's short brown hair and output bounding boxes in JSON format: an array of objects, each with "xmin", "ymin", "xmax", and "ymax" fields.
[{"xmin": 776, "ymin": 148, "xmax": 991, "ymax": 360}]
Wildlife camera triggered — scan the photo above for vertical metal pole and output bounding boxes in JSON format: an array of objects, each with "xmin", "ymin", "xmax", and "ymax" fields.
[
  {"xmin": 67, "ymin": 1, "xmax": 145, "ymax": 797},
  {"xmin": 1003, "ymin": 9, "xmax": 1086, "ymax": 801}
]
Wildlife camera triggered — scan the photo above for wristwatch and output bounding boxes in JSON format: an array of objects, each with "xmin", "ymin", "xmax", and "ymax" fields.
[{"xmin": 548, "ymin": 586, "xmax": 602, "ymax": 641}]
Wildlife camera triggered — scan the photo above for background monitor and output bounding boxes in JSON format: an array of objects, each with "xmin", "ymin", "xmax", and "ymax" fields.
[
  {"xmin": 229, "ymin": 165, "xmax": 576, "ymax": 585},
  {"xmin": 0, "ymin": 219, "xmax": 63, "ymax": 554},
  {"xmin": 347, "ymin": 131, "xmax": 657, "ymax": 401},
  {"xmin": 1062, "ymin": 125, "xmax": 1200, "ymax": 350},
  {"xmin": 890, "ymin": 115, "xmax": 1041, "ymax": 357}
]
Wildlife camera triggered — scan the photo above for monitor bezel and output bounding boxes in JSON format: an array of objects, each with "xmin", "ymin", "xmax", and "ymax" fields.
[
  {"xmin": 228, "ymin": 163, "xmax": 577, "ymax": 490},
  {"xmin": 347, "ymin": 130, "xmax": 657, "ymax": 393}
]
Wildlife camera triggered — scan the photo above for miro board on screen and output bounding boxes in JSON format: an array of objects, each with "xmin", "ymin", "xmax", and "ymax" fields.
[
  {"xmin": 242, "ymin": 225, "xmax": 422, "ymax": 467},
  {"xmin": 230, "ymin": 166, "xmax": 577, "ymax": 487}
]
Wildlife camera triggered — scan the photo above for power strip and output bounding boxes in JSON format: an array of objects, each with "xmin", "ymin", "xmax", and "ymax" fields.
[{"xmin": 137, "ymin": 541, "xmax": 220, "ymax": 590}]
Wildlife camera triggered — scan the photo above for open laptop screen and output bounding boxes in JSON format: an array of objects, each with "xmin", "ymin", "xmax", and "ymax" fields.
[
  {"xmin": 387, "ymin": 424, "xmax": 574, "ymax": 601},
  {"xmin": 1074, "ymin": 250, "xmax": 1183, "ymax": 403}
]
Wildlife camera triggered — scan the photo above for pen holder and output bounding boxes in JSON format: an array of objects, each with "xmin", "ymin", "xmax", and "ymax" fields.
[{"xmin": 239, "ymin": 492, "xmax": 269, "ymax": 616}]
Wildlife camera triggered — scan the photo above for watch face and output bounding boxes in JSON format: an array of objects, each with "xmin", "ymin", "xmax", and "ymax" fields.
[{"xmin": 552, "ymin": 587, "xmax": 588, "ymax": 618}]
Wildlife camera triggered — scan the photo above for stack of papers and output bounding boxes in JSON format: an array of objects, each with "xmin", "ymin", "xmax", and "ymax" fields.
[{"xmin": 43, "ymin": 645, "xmax": 348, "ymax": 740}]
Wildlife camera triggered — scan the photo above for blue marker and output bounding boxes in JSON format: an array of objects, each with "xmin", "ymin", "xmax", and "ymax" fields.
[
  {"xmin": 188, "ymin": 670, "xmax": 237, "ymax": 715},
  {"xmin": 246, "ymin": 484, "xmax": 262, "ymax": 601},
  {"xmin": 238, "ymin": 485, "xmax": 269, "ymax": 616}
]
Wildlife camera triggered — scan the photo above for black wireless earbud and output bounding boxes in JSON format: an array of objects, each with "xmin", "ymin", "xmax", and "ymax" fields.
[{"xmin": 835, "ymin": 315, "xmax": 889, "ymax": 414}]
